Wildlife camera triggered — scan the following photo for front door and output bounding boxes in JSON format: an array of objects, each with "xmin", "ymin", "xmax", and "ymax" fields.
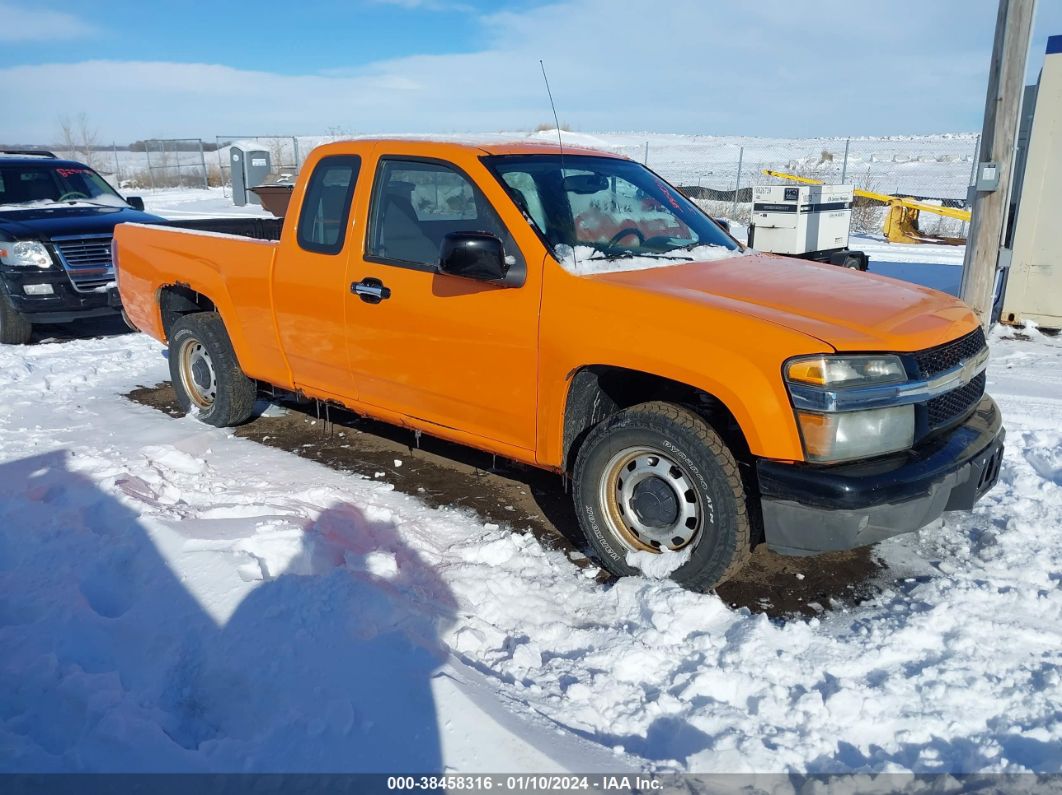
[
  {"xmin": 345, "ymin": 156, "xmax": 540, "ymax": 452},
  {"xmin": 272, "ymin": 154, "xmax": 361, "ymax": 399}
]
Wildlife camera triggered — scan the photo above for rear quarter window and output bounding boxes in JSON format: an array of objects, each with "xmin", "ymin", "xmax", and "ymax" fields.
[{"xmin": 296, "ymin": 155, "xmax": 361, "ymax": 255}]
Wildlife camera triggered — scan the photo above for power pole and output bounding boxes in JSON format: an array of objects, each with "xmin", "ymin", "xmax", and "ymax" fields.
[{"xmin": 960, "ymin": 0, "xmax": 1037, "ymax": 331}]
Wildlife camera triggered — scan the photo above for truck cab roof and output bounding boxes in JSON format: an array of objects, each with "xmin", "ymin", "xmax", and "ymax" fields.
[{"xmin": 308, "ymin": 138, "xmax": 628, "ymax": 161}]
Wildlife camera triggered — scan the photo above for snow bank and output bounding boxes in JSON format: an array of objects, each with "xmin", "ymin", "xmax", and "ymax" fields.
[{"xmin": 0, "ymin": 327, "xmax": 1060, "ymax": 773}]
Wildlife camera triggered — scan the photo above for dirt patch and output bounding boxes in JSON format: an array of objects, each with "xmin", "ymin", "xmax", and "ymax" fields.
[{"xmin": 127, "ymin": 383, "xmax": 886, "ymax": 618}]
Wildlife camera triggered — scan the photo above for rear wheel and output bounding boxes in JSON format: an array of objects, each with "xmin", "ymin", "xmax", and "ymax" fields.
[
  {"xmin": 573, "ymin": 401, "xmax": 751, "ymax": 591},
  {"xmin": 0, "ymin": 292, "xmax": 32, "ymax": 345},
  {"xmin": 168, "ymin": 313, "xmax": 255, "ymax": 427}
]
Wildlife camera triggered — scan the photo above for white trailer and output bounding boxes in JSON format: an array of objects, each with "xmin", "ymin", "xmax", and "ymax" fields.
[
  {"xmin": 748, "ymin": 184, "xmax": 868, "ymax": 270},
  {"xmin": 1000, "ymin": 34, "xmax": 1062, "ymax": 330}
]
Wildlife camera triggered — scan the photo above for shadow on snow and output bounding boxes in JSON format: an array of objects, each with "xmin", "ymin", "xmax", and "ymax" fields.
[{"xmin": 0, "ymin": 450, "xmax": 456, "ymax": 772}]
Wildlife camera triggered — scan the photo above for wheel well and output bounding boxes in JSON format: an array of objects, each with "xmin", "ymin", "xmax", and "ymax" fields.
[
  {"xmin": 159, "ymin": 284, "xmax": 216, "ymax": 338},
  {"xmin": 562, "ymin": 365, "xmax": 763, "ymax": 545},
  {"xmin": 562, "ymin": 365, "xmax": 752, "ymax": 473}
]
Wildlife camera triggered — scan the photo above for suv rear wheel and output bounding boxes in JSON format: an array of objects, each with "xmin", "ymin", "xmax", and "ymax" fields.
[
  {"xmin": 573, "ymin": 401, "xmax": 751, "ymax": 591},
  {"xmin": 168, "ymin": 313, "xmax": 256, "ymax": 427}
]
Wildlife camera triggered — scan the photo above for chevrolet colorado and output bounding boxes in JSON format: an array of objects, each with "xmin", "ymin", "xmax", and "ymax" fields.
[{"xmin": 115, "ymin": 139, "xmax": 1004, "ymax": 589}]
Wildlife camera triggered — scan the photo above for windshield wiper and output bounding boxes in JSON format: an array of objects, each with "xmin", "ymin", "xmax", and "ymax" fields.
[
  {"xmin": 588, "ymin": 249, "xmax": 702, "ymax": 262},
  {"xmin": 72, "ymin": 199, "xmax": 122, "ymax": 208}
]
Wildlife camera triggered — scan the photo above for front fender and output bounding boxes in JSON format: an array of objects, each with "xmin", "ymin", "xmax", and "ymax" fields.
[{"xmin": 536, "ymin": 268, "xmax": 832, "ymax": 467}]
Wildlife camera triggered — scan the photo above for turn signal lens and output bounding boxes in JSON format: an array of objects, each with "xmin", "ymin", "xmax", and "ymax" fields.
[{"xmin": 786, "ymin": 354, "xmax": 906, "ymax": 388}]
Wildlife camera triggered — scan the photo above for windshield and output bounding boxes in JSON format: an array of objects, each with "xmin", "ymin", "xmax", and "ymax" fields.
[
  {"xmin": 483, "ymin": 154, "xmax": 740, "ymax": 273},
  {"xmin": 0, "ymin": 163, "xmax": 126, "ymax": 208}
]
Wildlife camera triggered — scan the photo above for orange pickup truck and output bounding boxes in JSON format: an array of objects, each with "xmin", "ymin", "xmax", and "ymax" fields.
[{"xmin": 115, "ymin": 139, "xmax": 1004, "ymax": 589}]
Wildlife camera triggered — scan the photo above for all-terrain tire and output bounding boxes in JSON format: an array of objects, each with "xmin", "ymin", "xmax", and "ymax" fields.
[
  {"xmin": 573, "ymin": 401, "xmax": 752, "ymax": 591},
  {"xmin": 168, "ymin": 313, "xmax": 256, "ymax": 427},
  {"xmin": 0, "ymin": 291, "xmax": 32, "ymax": 345}
]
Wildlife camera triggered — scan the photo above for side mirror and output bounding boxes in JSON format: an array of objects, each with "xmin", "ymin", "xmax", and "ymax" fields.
[
  {"xmin": 438, "ymin": 232, "xmax": 509, "ymax": 283},
  {"xmin": 713, "ymin": 217, "xmax": 730, "ymax": 233},
  {"xmin": 126, "ymin": 196, "xmax": 145, "ymax": 211}
]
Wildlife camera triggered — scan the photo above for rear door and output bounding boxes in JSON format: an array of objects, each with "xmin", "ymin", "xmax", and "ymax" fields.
[
  {"xmin": 344, "ymin": 154, "xmax": 541, "ymax": 453},
  {"xmin": 272, "ymin": 154, "xmax": 361, "ymax": 400}
]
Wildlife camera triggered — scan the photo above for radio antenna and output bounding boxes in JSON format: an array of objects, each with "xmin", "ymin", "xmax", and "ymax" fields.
[
  {"xmin": 540, "ymin": 59, "xmax": 575, "ymax": 267},
  {"xmin": 539, "ymin": 59, "xmax": 564, "ymax": 159}
]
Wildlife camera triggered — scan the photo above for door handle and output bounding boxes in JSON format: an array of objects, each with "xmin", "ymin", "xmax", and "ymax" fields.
[{"xmin": 351, "ymin": 277, "xmax": 391, "ymax": 304}]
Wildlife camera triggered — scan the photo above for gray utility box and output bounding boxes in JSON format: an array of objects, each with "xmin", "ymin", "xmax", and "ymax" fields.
[
  {"xmin": 750, "ymin": 184, "xmax": 854, "ymax": 256},
  {"xmin": 230, "ymin": 145, "xmax": 271, "ymax": 206}
]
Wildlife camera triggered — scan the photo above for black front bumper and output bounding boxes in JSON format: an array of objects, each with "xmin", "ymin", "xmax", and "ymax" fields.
[
  {"xmin": 758, "ymin": 396, "xmax": 1005, "ymax": 556},
  {"xmin": 1, "ymin": 269, "xmax": 121, "ymax": 324}
]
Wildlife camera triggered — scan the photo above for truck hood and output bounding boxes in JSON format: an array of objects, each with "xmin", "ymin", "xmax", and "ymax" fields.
[
  {"xmin": 0, "ymin": 204, "xmax": 165, "ymax": 241},
  {"xmin": 592, "ymin": 251, "xmax": 979, "ymax": 352}
]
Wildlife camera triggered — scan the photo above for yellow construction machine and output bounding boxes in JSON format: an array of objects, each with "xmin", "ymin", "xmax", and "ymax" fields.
[{"xmin": 762, "ymin": 169, "xmax": 971, "ymax": 245}]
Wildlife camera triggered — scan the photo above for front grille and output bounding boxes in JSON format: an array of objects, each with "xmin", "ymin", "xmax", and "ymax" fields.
[
  {"xmin": 927, "ymin": 371, "xmax": 986, "ymax": 429},
  {"xmin": 53, "ymin": 236, "xmax": 114, "ymax": 292},
  {"xmin": 912, "ymin": 327, "xmax": 987, "ymax": 378}
]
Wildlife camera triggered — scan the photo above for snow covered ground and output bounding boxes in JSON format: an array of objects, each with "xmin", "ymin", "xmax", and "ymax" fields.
[{"xmin": 1, "ymin": 313, "xmax": 1060, "ymax": 774}]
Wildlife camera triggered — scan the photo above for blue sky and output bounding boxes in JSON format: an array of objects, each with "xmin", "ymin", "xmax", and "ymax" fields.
[
  {"xmin": 0, "ymin": 0, "xmax": 521, "ymax": 73},
  {"xmin": 1, "ymin": 0, "xmax": 1061, "ymax": 143}
]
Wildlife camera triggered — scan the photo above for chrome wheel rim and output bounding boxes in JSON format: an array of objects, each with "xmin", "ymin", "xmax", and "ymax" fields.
[
  {"xmin": 599, "ymin": 446, "xmax": 701, "ymax": 553},
  {"xmin": 178, "ymin": 338, "xmax": 216, "ymax": 410}
]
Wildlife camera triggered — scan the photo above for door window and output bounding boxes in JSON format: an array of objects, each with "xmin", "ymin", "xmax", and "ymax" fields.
[
  {"xmin": 367, "ymin": 159, "xmax": 518, "ymax": 270},
  {"xmin": 296, "ymin": 155, "xmax": 361, "ymax": 255}
]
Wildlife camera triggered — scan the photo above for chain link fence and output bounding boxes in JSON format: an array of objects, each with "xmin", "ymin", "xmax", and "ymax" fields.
[{"xmin": 130, "ymin": 138, "xmax": 211, "ymax": 190}]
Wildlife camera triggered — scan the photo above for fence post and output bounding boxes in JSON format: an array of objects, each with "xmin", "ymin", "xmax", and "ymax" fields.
[
  {"xmin": 293, "ymin": 136, "xmax": 301, "ymax": 173},
  {"xmin": 112, "ymin": 143, "xmax": 120, "ymax": 184},
  {"xmin": 172, "ymin": 141, "xmax": 183, "ymax": 188},
  {"xmin": 145, "ymin": 143, "xmax": 156, "ymax": 191},
  {"xmin": 197, "ymin": 139, "xmax": 208, "ymax": 189},
  {"xmin": 961, "ymin": 133, "xmax": 981, "ymax": 238},
  {"xmin": 840, "ymin": 137, "xmax": 851, "ymax": 183},
  {"xmin": 731, "ymin": 146, "xmax": 744, "ymax": 221},
  {"xmin": 643, "ymin": 141, "xmax": 649, "ymax": 165},
  {"xmin": 216, "ymin": 137, "xmax": 228, "ymax": 197}
]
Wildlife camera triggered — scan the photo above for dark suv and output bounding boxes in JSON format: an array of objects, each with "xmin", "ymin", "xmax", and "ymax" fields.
[{"xmin": 0, "ymin": 149, "xmax": 165, "ymax": 343}]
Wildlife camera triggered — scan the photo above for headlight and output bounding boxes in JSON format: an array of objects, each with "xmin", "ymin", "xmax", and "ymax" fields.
[
  {"xmin": 795, "ymin": 405, "xmax": 914, "ymax": 462},
  {"xmin": 786, "ymin": 354, "xmax": 906, "ymax": 388},
  {"xmin": 0, "ymin": 240, "xmax": 53, "ymax": 269},
  {"xmin": 786, "ymin": 353, "xmax": 914, "ymax": 462}
]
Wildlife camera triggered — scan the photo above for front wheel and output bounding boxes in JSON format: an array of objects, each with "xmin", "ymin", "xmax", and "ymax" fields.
[
  {"xmin": 168, "ymin": 313, "xmax": 256, "ymax": 427},
  {"xmin": 0, "ymin": 292, "xmax": 32, "ymax": 345},
  {"xmin": 573, "ymin": 401, "xmax": 751, "ymax": 591}
]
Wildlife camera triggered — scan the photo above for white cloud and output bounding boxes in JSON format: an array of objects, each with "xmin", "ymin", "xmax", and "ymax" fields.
[
  {"xmin": 0, "ymin": 1, "xmax": 97, "ymax": 42},
  {"xmin": 0, "ymin": 0, "xmax": 1035, "ymax": 143}
]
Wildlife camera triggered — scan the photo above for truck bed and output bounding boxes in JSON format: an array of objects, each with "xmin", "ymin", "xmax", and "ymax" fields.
[
  {"xmin": 116, "ymin": 221, "xmax": 287, "ymax": 386},
  {"xmin": 161, "ymin": 216, "xmax": 283, "ymax": 241}
]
